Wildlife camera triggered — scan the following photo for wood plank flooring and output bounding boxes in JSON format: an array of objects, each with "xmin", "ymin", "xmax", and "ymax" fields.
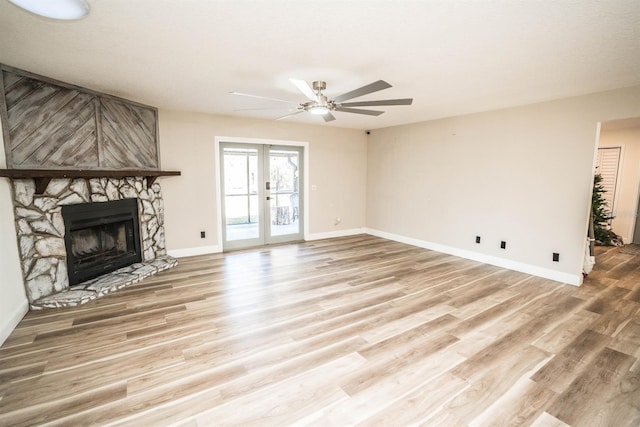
[{"xmin": 1, "ymin": 235, "xmax": 639, "ymax": 426}]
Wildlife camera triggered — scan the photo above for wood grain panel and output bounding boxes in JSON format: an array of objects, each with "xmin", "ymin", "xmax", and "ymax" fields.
[
  {"xmin": 2, "ymin": 68, "xmax": 26, "ymax": 103},
  {"xmin": 3, "ymin": 72, "xmax": 99, "ymax": 169},
  {"xmin": 0, "ymin": 237, "xmax": 639, "ymax": 425},
  {"xmin": 18, "ymin": 92, "xmax": 98, "ymax": 167},
  {"xmin": 100, "ymin": 97, "xmax": 158, "ymax": 169},
  {"xmin": 0, "ymin": 65, "xmax": 159, "ymax": 170}
]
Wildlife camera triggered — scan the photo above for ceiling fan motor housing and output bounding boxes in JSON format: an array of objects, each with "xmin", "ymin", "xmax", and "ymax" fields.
[
  {"xmin": 304, "ymin": 82, "xmax": 332, "ymax": 114},
  {"xmin": 312, "ymin": 81, "xmax": 326, "ymax": 91}
]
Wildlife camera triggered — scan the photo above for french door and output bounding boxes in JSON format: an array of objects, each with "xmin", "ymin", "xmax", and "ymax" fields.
[{"xmin": 220, "ymin": 142, "xmax": 303, "ymax": 250}]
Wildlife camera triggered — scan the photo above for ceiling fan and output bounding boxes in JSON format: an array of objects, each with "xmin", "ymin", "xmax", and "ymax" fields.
[{"xmin": 231, "ymin": 78, "xmax": 413, "ymax": 122}]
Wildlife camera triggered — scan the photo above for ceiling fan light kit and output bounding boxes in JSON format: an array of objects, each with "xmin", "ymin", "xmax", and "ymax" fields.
[
  {"xmin": 233, "ymin": 78, "xmax": 413, "ymax": 122},
  {"xmin": 6, "ymin": 0, "xmax": 90, "ymax": 20},
  {"xmin": 308, "ymin": 105, "xmax": 330, "ymax": 115}
]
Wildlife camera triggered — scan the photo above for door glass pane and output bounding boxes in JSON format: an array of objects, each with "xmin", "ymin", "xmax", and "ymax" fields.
[
  {"xmin": 224, "ymin": 147, "xmax": 259, "ymax": 241},
  {"xmin": 269, "ymin": 149, "xmax": 300, "ymax": 237}
]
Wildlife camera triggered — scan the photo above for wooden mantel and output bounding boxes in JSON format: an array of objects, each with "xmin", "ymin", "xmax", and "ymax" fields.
[{"xmin": 0, "ymin": 169, "xmax": 181, "ymax": 194}]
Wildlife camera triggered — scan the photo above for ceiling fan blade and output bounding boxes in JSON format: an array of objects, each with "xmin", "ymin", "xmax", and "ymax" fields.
[
  {"xmin": 322, "ymin": 112, "xmax": 336, "ymax": 122},
  {"xmin": 332, "ymin": 80, "xmax": 392, "ymax": 103},
  {"xmin": 230, "ymin": 91, "xmax": 296, "ymax": 104},
  {"xmin": 340, "ymin": 98, "xmax": 413, "ymax": 107},
  {"xmin": 335, "ymin": 107, "xmax": 385, "ymax": 116},
  {"xmin": 234, "ymin": 107, "xmax": 295, "ymax": 111},
  {"xmin": 276, "ymin": 110, "xmax": 305, "ymax": 121},
  {"xmin": 289, "ymin": 78, "xmax": 318, "ymax": 102}
]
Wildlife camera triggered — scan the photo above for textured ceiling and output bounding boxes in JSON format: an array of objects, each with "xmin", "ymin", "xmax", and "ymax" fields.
[{"xmin": 0, "ymin": 0, "xmax": 639, "ymax": 130}]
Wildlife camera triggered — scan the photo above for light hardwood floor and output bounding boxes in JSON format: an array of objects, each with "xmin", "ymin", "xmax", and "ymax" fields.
[{"xmin": 1, "ymin": 235, "xmax": 639, "ymax": 426}]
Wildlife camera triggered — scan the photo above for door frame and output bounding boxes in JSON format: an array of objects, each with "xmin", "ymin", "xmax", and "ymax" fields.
[{"xmin": 214, "ymin": 136, "xmax": 309, "ymax": 249}]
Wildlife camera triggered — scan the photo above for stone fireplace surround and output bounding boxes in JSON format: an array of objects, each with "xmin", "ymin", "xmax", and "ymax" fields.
[{"xmin": 11, "ymin": 176, "xmax": 177, "ymax": 309}]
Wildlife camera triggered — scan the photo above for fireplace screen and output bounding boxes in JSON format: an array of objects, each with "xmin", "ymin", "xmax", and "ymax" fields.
[
  {"xmin": 70, "ymin": 221, "xmax": 133, "ymax": 264},
  {"xmin": 62, "ymin": 199, "xmax": 142, "ymax": 285}
]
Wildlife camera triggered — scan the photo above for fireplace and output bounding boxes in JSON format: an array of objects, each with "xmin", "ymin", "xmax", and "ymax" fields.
[
  {"xmin": 62, "ymin": 198, "xmax": 142, "ymax": 285},
  {"xmin": 10, "ymin": 177, "xmax": 175, "ymax": 308}
]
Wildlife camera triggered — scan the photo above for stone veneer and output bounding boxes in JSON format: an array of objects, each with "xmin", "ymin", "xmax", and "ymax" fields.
[
  {"xmin": 11, "ymin": 176, "xmax": 176, "ymax": 307},
  {"xmin": 32, "ymin": 256, "xmax": 177, "ymax": 309}
]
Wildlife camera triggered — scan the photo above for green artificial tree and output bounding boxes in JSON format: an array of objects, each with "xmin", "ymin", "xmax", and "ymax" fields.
[{"xmin": 592, "ymin": 173, "xmax": 621, "ymax": 246}]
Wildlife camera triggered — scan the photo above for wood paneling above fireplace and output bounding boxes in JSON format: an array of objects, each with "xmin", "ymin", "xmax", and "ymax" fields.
[{"xmin": 0, "ymin": 64, "xmax": 159, "ymax": 170}]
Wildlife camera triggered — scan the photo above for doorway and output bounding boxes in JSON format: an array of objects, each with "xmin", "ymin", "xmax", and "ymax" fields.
[
  {"xmin": 220, "ymin": 142, "xmax": 304, "ymax": 250},
  {"xmin": 595, "ymin": 118, "xmax": 640, "ymax": 246},
  {"xmin": 634, "ymin": 192, "xmax": 640, "ymax": 244}
]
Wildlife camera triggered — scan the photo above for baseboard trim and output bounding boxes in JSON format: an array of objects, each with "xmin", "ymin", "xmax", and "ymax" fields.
[
  {"xmin": 365, "ymin": 228, "xmax": 582, "ymax": 286},
  {"xmin": 306, "ymin": 228, "xmax": 367, "ymax": 241},
  {"xmin": 167, "ymin": 245, "xmax": 222, "ymax": 258},
  {"xmin": 0, "ymin": 299, "xmax": 28, "ymax": 346},
  {"xmin": 167, "ymin": 229, "xmax": 367, "ymax": 256}
]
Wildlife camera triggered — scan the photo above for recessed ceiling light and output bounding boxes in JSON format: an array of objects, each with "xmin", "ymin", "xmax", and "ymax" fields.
[{"xmin": 7, "ymin": 0, "xmax": 89, "ymax": 20}]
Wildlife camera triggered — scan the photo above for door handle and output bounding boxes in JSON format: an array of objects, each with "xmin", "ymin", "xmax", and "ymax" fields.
[{"xmin": 266, "ymin": 196, "xmax": 271, "ymax": 201}]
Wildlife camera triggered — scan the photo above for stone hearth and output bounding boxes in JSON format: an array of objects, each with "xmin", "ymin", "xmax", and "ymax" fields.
[
  {"xmin": 32, "ymin": 256, "xmax": 177, "ymax": 309},
  {"xmin": 11, "ymin": 176, "xmax": 177, "ymax": 308}
]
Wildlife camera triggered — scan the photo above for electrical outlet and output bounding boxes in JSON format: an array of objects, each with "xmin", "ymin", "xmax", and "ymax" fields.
[
  {"xmin": 200, "ymin": 231, "xmax": 206, "ymax": 239},
  {"xmin": 500, "ymin": 241, "xmax": 506, "ymax": 249},
  {"xmin": 553, "ymin": 252, "xmax": 559, "ymax": 262},
  {"xmin": 475, "ymin": 236, "xmax": 481, "ymax": 244}
]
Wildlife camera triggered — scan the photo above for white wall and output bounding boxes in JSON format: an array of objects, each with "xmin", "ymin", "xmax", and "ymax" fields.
[
  {"xmin": 598, "ymin": 126, "xmax": 640, "ymax": 242},
  {"xmin": 0, "ymin": 118, "xmax": 29, "ymax": 345},
  {"xmin": 158, "ymin": 111, "xmax": 367, "ymax": 254},
  {"xmin": 366, "ymin": 86, "xmax": 640, "ymax": 285}
]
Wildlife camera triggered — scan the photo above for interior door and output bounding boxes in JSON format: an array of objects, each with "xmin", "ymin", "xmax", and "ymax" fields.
[{"xmin": 221, "ymin": 143, "xmax": 303, "ymax": 250}]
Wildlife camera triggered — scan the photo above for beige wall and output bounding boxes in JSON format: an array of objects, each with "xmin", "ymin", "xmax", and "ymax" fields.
[
  {"xmin": 367, "ymin": 86, "xmax": 640, "ymax": 284},
  {"xmin": 0, "ymin": 110, "xmax": 367, "ymax": 341},
  {"xmin": 598, "ymin": 127, "xmax": 640, "ymax": 242},
  {"xmin": 0, "ymin": 118, "xmax": 29, "ymax": 345},
  {"xmin": 158, "ymin": 110, "xmax": 367, "ymax": 252},
  {"xmin": 2, "ymin": 87, "xmax": 639, "ymax": 340}
]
